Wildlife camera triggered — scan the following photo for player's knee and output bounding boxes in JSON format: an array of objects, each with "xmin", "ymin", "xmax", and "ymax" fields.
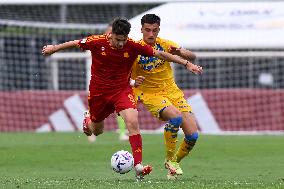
[
  {"xmin": 124, "ymin": 117, "xmax": 139, "ymax": 129},
  {"xmin": 185, "ymin": 132, "xmax": 199, "ymax": 141},
  {"xmin": 165, "ymin": 116, "xmax": 182, "ymax": 133},
  {"xmin": 169, "ymin": 116, "xmax": 182, "ymax": 128}
]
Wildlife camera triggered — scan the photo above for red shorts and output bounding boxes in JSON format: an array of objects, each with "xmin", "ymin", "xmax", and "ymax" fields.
[{"xmin": 88, "ymin": 87, "xmax": 137, "ymax": 122}]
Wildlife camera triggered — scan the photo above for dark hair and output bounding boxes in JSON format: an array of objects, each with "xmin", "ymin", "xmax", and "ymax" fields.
[
  {"xmin": 111, "ymin": 17, "xmax": 131, "ymax": 35},
  {"xmin": 141, "ymin": 14, "xmax": 161, "ymax": 26}
]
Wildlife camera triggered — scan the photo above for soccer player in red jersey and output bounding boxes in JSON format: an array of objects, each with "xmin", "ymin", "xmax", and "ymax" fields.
[{"xmin": 42, "ymin": 17, "xmax": 200, "ymax": 180}]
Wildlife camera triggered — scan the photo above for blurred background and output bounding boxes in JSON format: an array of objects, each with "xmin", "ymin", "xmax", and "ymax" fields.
[{"xmin": 0, "ymin": 0, "xmax": 284, "ymax": 134}]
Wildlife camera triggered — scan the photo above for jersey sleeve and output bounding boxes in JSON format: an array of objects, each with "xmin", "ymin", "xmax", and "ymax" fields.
[
  {"xmin": 132, "ymin": 40, "xmax": 154, "ymax": 57},
  {"xmin": 78, "ymin": 35, "xmax": 99, "ymax": 50}
]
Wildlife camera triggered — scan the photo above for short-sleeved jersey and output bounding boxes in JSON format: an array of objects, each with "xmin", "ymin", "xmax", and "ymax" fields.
[
  {"xmin": 131, "ymin": 37, "xmax": 180, "ymax": 93},
  {"xmin": 78, "ymin": 34, "xmax": 154, "ymax": 96}
]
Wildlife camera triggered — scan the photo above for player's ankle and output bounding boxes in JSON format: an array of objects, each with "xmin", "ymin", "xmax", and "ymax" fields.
[{"xmin": 134, "ymin": 163, "xmax": 143, "ymax": 171}]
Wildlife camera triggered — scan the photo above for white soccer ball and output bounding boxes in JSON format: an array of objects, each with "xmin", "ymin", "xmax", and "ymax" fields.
[{"xmin": 111, "ymin": 150, "xmax": 134, "ymax": 174}]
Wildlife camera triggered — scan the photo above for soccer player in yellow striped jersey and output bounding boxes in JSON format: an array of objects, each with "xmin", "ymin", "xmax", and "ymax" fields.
[{"xmin": 131, "ymin": 14, "xmax": 203, "ymax": 179}]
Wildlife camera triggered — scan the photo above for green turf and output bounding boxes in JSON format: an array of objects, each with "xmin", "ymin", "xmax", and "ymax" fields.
[{"xmin": 0, "ymin": 133, "xmax": 283, "ymax": 189}]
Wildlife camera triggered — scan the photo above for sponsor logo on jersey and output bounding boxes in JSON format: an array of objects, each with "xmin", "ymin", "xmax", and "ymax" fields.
[{"xmin": 138, "ymin": 43, "xmax": 165, "ymax": 71}]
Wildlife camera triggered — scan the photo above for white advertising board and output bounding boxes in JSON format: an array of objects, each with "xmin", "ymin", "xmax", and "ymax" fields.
[{"xmin": 129, "ymin": 2, "xmax": 284, "ymax": 49}]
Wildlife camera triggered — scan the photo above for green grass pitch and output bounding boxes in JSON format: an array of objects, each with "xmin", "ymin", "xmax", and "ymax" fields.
[{"xmin": 0, "ymin": 132, "xmax": 283, "ymax": 189}]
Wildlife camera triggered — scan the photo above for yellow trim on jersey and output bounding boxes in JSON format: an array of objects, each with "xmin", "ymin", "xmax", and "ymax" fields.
[{"xmin": 86, "ymin": 35, "xmax": 100, "ymax": 43}]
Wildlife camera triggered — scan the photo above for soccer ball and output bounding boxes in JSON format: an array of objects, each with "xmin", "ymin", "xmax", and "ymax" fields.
[{"xmin": 111, "ymin": 150, "xmax": 134, "ymax": 174}]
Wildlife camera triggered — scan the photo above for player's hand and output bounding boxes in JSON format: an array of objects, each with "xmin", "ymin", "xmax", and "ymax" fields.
[
  {"xmin": 134, "ymin": 76, "xmax": 145, "ymax": 87},
  {"xmin": 42, "ymin": 45, "xmax": 56, "ymax": 56},
  {"xmin": 186, "ymin": 62, "xmax": 203, "ymax": 74},
  {"xmin": 168, "ymin": 46, "xmax": 181, "ymax": 55}
]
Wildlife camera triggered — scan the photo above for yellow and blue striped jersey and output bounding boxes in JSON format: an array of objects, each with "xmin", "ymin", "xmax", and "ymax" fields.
[{"xmin": 132, "ymin": 37, "xmax": 179, "ymax": 92}]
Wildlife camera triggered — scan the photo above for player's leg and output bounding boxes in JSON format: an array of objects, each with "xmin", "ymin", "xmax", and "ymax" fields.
[
  {"xmin": 175, "ymin": 111, "xmax": 199, "ymax": 163},
  {"xmin": 83, "ymin": 111, "xmax": 105, "ymax": 136},
  {"xmin": 119, "ymin": 108, "xmax": 140, "ymax": 135},
  {"xmin": 136, "ymin": 90, "xmax": 179, "ymax": 161},
  {"xmin": 119, "ymin": 108, "xmax": 152, "ymax": 179},
  {"xmin": 160, "ymin": 106, "xmax": 182, "ymax": 162},
  {"xmin": 169, "ymin": 87, "xmax": 199, "ymax": 170},
  {"xmin": 159, "ymin": 105, "xmax": 184, "ymax": 176},
  {"xmin": 116, "ymin": 89, "xmax": 152, "ymax": 179},
  {"xmin": 162, "ymin": 86, "xmax": 197, "ymax": 176},
  {"xmin": 137, "ymin": 91, "xmax": 182, "ymax": 177},
  {"xmin": 116, "ymin": 115, "xmax": 128, "ymax": 141},
  {"xmin": 83, "ymin": 94, "xmax": 112, "ymax": 137},
  {"xmin": 119, "ymin": 108, "xmax": 140, "ymax": 163}
]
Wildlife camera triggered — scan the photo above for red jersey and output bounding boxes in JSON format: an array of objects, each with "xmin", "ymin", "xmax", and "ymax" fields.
[{"xmin": 78, "ymin": 34, "xmax": 154, "ymax": 96}]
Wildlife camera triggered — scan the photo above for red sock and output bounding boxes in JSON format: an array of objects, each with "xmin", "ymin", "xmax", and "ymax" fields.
[{"xmin": 129, "ymin": 134, "xmax": 142, "ymax": 166}]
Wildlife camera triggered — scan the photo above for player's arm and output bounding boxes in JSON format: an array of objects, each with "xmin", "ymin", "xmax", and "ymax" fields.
[
  {"xmin": 169, "ymin": 46, "xmax": 196, "ymax": 62},
  {"xmin": 42, "ymin": 40, "xmax": 80, "ymax": 56},
  {"xmin": 153, "ymin": 50, "xmax": 202, "ymax": 75}
]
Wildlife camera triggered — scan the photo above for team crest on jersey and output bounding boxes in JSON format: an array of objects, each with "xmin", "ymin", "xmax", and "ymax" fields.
[{"xmin": 124, "ymin": 52, "xmax": 129, "ymax": 58}]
